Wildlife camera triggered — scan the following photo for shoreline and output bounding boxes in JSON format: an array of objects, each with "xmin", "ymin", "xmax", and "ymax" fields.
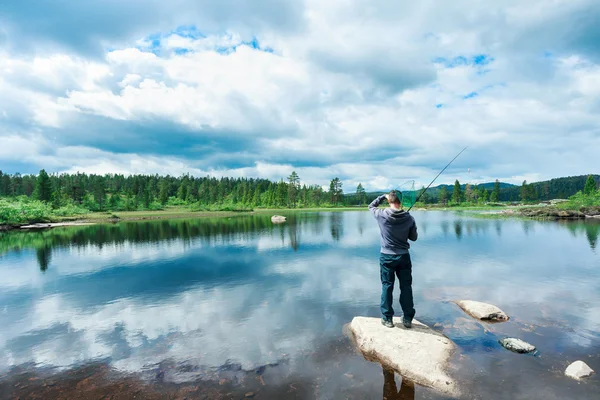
[
  {"xmin": 0, "ymin": 207, "xmax": 367, "ymax": 232},
  {"xmin": 2, "ymin": 205, "xmax": 599, "ymax": 232}
]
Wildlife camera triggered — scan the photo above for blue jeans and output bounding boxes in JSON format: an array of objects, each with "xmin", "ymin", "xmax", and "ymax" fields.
[{"xmin": 380, "ymin": 253, "xmax": 415, "ymax": 321}]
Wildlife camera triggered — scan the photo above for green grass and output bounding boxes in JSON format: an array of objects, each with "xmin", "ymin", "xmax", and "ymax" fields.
[
  {"xmin": 556, "ymin": 190, "xmax": 600, "ymax": 210},
  {"xmin": 4, "ymin": 190, "xmax": 598, "ymax": 226}
]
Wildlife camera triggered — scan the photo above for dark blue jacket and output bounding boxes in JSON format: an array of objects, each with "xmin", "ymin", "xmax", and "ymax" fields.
[{"xmin": 369, "ymin": 195, "xmax": 418, "ymax": 254}]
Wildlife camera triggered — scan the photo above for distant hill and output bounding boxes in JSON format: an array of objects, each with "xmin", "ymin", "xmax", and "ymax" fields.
[
  {"xmin": 364, "ymin": 182, "xmax": 515, "ymax": 198},
  {"xmin": 497, "ymin": 174, "xmax": 600, "ymax": 201},
  {"xmin": 359, "ymin": 174, "xmax": 599, "ymax": 203}
]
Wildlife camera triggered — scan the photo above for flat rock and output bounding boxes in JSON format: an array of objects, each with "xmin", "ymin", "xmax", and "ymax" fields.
[
  {"xmin": 348, "ymin": 316, "xmax": 459, "ymax": 397},
  {"xmin": 270, "ymin": 215, "xmax": 286, "ymax": 224},
  {"xmin": 20, "ymin": 222, "xmax": 95, "ymax": 230},
  {"xmin": 455, "ymin": 300, "xmax": 509, "ymax": 322},
  {"xmin": 565, "ymin": 361, "xmax": 595, "ymax": 380},
  {"xmin": 499, "ymin": 338, "xmax": 536, "ymax": 354}
]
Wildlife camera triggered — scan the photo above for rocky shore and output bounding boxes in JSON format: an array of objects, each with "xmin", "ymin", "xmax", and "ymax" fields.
[{"xmin": 504, "ymin": 206, "xmax": 600, "ymax": 220}]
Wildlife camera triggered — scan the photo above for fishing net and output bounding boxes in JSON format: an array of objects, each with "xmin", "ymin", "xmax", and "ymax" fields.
[{"xmin": 395, "ymin": 180, "xmax": 416, "ymax": 209}]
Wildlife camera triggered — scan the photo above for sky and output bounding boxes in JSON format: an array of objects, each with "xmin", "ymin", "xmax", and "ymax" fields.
[{"xmin": 0, "ymin": 0, "xmax": 599, "ymax": 191}]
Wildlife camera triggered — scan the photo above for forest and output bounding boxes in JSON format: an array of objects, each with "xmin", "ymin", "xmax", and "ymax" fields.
[{"xmin": 0, "ymin": 169, "xmax": 598, "ymax": 225}]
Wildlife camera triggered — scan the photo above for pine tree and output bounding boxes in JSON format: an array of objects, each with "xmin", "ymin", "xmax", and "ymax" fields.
[
  {"xmin": 276, "ymin": 180, "xmax": 287, "ymax": 207},
  {"xmin": 51, "ymin": 187, "xmax": 63, "ymax": 209},
  {"xmin": 480, "ymin": 188, "xmax": 489, "ymax": 203},
  {"xmin": 330, "ymin": 178, "xmax": 342, "ymax": 205},
  {"xmin": 438, "ymin": 186, "xmax": 448, "ymax": 205},
  {"xmin": 584, "ymin": 175, "xmax": 597, "ymax": 195},
  {"xmin": 356, "ymin": 183, "xmax": 366, "ymax": 205},
  {"xmin": 93, "ymin": 178, "xmax": 106, "ymax": 209},
  {"xmin": 465, "ymin": 184, "xmax": 473, "ymax": 203},
  {"xmin": 1, "ymin": 172, "xmax": 10, "ymax": 196},
  {"xmin": 452, "ymin": 180, "xmax": 462, "ymax": 204},
  {"xmin": 33, "ymin": 169, "xmax": 53, "ymax": 202},
  {"xmin": 177, "ymin": 180, "xmax": 188, "ymax": 201},
  {"xmin": 108, "ymin": 192, "xmax": 121, "ymax": 210},
  {"xmin": 491, "ymin": 179, "xmax": 500, "ymax": 202},
  {"xmin": 159, "ymin": 179, "xmax": 169, "ymax": 205},
  {"xmin": 520, "ymin": 180, "xmax": 529, "ymax": 202},
  {"xmin": 287, "ymin": 171, "xmax": 300, "ymax": 208}
]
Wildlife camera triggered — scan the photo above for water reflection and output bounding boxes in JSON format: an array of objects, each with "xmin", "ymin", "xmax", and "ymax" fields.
[
  {"xmin": 330, "ymin": 212, "xmax": 343, "ymax": 241},
  {"xmin": 454, "ymin": 221, "xmax": 462, "ymax": 240},
  {"xmin": 1, "ymin": 211, "xmax": 600, "ymax": 400},
  {"xmin": 522, "ymin": 220, "xmax": 534, "ymax": 236},
  {"xmin": 440, "ymin": 221, "xmax": 449, "ymax": 237},
  {"xmin": 382, "ymin": 367, "xmax": 415, "ymax": 400},
  {"xmin": 36, "ymin": 245, "xmax": 52, "ymax": 272},
  {"xmin": 358, "ymin": 212, "xmax": 366, "ymax": 236}
]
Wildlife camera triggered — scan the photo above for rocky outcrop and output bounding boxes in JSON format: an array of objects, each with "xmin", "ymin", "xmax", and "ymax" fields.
[
  {"xmin": 515, "ymin": 207, "xmax": 585, "ymax": 220},
  {"xmin": 498, "ymin": 338, "xmax": 536, "ymax": 354},
  {"xmin": 565, "ymin": 361, "xmax": 595, "ymax": 380},
  {"xmin": 270, "ymin": 215, "xmax": 286, "ymax": 224},
  {"xmin": 454, "ymin": 300, "xmax": 509, "ymax": 322},
  {"xmin": 348, "ymin": 316, "xmax": 459, "ymax": 397}
]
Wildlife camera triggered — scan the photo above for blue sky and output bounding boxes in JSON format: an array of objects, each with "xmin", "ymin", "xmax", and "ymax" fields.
[{"xmin": 0, "ymin": 0, "xmax": 599, "ymax": 190}]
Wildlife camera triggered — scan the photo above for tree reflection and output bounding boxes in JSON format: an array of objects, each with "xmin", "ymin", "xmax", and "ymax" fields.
[
  {"xmin": 441, "ymin": 221, "xmax": 449, "ymax": 237},
  {"xmin": 586, "ymin": 224, "xmax": 599, "ymax": 250},
  {"xmin": 454, "ymin": 220, "xmax": 463, "ymax": 240},
  {"xmin": 358, "ymin": 212, "xmax": 366, "ymax": 236},
  {"xmin": 560, "ymin": 220, "xmax": 600, "ymax": 251},
  {"xmin": 287, "ymin": 215, "xmax": 299, "ymax": 251},
  {"xmin": 330, "ymin": 212, "xmax": 343, "ymax": 241},
  {"xmin": 36, "ymin": 245, "xmax": 52, "ymax": 272}
]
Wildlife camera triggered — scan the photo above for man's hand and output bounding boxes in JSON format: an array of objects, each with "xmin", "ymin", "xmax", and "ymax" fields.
[{"xmin": 384, "ymin": 194, "xmax": 390, "ymax": 202}]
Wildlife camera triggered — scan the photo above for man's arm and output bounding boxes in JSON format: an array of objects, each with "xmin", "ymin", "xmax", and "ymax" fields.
[
  {"xmin": 369, "ymin": 194, "xmax": 387, "ymax": 218},
  {"xmin": 408, "ymin": 217, "xmax": 418, "ymax": 241}
]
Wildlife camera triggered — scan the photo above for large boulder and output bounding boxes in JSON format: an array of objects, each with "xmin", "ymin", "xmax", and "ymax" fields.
[
  {"xmin": 270, "ymin": 215, "xmax": 286, "ymax": 224},
  {"xmin": 565, "ymin": 361, "xmax": 595, "ymax": 380},
  {"xmin": 454, "ymin": 300, "xmax": 509, "ymax": 322},
  {"xmin": 348, "ymin": 316, "xmax": 459, "ymax": 397}
]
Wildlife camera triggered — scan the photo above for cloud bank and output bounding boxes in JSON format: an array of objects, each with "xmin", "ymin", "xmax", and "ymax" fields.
[{"xmin": 1, "ymin": 0, "xmax": 599, "ymax": 190}]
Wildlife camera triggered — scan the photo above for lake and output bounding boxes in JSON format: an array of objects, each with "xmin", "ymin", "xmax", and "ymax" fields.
[{"xmin": 0, "ymin": 211, "xmax": 599, "ymax": 399}]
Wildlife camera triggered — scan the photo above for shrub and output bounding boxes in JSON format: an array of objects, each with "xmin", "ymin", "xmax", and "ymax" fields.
[{"xmin": 0, "ymin": 198, "xmax": 52, "ymax": 224}]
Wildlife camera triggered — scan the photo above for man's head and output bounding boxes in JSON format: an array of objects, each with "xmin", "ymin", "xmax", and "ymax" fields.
[{"xmin": 386, "ymin": 190, "xmax": 402, "ymax": 208}]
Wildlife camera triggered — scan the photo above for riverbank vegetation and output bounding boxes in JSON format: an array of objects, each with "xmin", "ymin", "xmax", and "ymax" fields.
[{"xmin": 0, "ymin": 169, "xmax": 598, "ymax": 225}]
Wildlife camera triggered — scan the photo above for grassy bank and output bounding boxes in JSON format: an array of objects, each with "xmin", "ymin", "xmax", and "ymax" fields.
[
  {"xmin": 0, "ymin": 196, "xmax": 368, "ymax": 228},
  {"xmin": 3, "ymin": 189, "xmax": 599, "ymax": 227}
]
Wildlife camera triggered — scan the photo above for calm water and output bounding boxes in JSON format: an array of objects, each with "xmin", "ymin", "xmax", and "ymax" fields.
[{"xmin": 0, "ymin": 211, "xmax": 599, "ymax": 399}]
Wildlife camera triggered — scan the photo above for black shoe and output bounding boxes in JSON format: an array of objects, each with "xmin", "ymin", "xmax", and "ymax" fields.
[
  {"xmin": 402, "ymin": 318, "xmax": 412, "ymax": 329},
  {"xmin": 381, "ymin": 318, "xmax": 394, "ymax": 328}
]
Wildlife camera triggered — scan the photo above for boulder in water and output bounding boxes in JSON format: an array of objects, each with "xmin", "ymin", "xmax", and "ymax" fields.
[
  {"xmin": 565, "ymin": 361, "xmax": 594, "ymax": 380},
  {"xmin": 454, "ymin": 300, "xmax": 509, "ymax": 322},
  {"xmin": 347, "ymin": 316, "xmax": 459, "ymax": 397},
  {"xmin": 271, "ymin": 215, "xmax": 286, "ymax": 223},
  {"xmin": 498, "ymin": 337, "xmax": 536, "ymax": 354}
]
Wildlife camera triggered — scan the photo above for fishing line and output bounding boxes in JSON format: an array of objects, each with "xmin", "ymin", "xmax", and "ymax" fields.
[{"xmin": 407, "ymin": 146, "xmax": 468, "ymax": 212}]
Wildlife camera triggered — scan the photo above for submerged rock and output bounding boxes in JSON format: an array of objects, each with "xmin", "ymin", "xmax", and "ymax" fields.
[
  {"xmin": 348, "ymin": 316, "xmax": 459, "ymax": 397},
  {"xmin": 270, "ymin": 215, "xmax": 286, "ymax": 223},
  {"xmin": 455, "ymin": 300, "xmax": 509, "ymax": 322},
  {"xmin": 498, "ymin": 338, "xmax": 536, "ymax": 354},
  {"xmin": 565, "ymin": 361, "xmax": 595, "ymax": 380}
]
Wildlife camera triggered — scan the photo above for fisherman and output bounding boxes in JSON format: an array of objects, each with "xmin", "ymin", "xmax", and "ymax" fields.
[{"xmin": 368, "ymin": 190, "xmax": 418, "ymax": 329}]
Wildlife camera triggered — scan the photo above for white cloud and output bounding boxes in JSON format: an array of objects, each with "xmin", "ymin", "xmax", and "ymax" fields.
[{"xmin": 0, "ymin": 1, "xmax": 599, "ymax": 189}]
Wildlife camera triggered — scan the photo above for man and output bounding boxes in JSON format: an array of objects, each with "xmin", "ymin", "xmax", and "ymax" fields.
[{"xmin": 369, "ymin": 190, "xmax": 418, "ymax": 329}]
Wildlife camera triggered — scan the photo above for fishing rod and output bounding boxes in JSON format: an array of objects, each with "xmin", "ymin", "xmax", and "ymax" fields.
[{"xmin": 407, "ymin": 146, "xmax": 468, "ymax": 212}]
